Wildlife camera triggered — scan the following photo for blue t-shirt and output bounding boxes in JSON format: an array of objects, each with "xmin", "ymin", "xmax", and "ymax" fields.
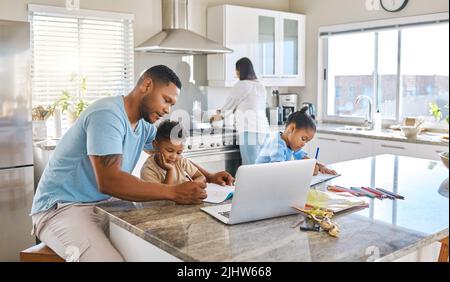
[
  {"xmin": 255, "ymin": 132, "xmax": 308, "ymax": 164},
  {"xmin": 31, "ymin": 96, "xmax": 157, "ymax": 215}
]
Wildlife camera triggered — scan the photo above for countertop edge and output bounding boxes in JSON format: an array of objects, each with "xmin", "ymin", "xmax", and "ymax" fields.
[
  {"xmin": 376, "ymin": 228, "xmax": 449, "ymax": 262},
  {"xmin": 316, "ymin": 128, "xmax": 449, "ymax": 147},
  {"xmin": 94, "ymin": 205, "xmax": 197, "ymax": 262}
]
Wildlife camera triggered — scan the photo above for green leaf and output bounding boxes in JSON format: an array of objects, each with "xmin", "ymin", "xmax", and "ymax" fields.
[{"xmin": 430, "ymin": 102, "xmax": 443, "ymax": 121}]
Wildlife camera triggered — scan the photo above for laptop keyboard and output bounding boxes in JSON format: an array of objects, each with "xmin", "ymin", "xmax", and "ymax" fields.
[{"xmin": 219, "ymin": 211, "xmax": 231, "ymax": 218}]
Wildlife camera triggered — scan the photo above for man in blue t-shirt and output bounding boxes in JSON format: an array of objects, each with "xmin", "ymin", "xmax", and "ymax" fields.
[{"xmin": 31, "ymin": 65, "xmax": 234, "ymax": 262}]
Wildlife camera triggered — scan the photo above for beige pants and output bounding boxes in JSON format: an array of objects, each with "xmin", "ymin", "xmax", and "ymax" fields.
[{"xmin": 32, "ymin": 202, "xmax": 124, "ymax": 262}]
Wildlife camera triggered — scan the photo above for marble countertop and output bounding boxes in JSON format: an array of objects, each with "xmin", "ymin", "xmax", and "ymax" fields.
[
  {"xmin": 95, "ymin": 155, "xmax": 449, "ymax": 262},
  {"xmin": 316, "ymin": 123, "xmax": 449, "ymax": 146}
]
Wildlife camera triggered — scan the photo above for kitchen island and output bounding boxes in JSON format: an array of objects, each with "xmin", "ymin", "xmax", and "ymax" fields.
[{"xmin": 95, "ymin": 155, "xmax": 449, "ymax": 262}]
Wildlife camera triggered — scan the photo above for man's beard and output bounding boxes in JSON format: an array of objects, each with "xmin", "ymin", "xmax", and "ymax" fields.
[{"xmin": 139, "ymin": 98, "xmax": 153, "ymax": 124}]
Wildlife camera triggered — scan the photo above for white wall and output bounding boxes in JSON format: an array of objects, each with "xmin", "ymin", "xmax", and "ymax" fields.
[
  {"xmin": 288, "ymin": 0, "xmax": 449, "ymax": 113},
  {"xmin": 0, "ymin": 0, "xmax": 289, "ymax": 67},
  {"xmin": 0, "ymin": 0, "xmax": 161, "ymax": 45},
  {"xmin": 0, "ymin": 0, "xmax": 290, "ymax": 113}
]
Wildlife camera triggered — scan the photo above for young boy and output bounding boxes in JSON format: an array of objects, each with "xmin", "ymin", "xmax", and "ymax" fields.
[
  {"xmin": 255, "ymin": 107, "xmax": 337, "ymax": 176},
  {"xmin": 141, "ymin": 120, "xmax": 206, "ymax": 185}
]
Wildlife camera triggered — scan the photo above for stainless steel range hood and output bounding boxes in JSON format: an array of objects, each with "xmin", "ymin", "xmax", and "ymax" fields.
[{"xmin": 136, "ymin": 0, "xmax": 232, "ymax": 55}]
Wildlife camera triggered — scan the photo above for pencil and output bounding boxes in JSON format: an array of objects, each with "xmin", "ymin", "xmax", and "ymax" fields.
[{"xmin": 185, "ymin": 172, "xmax": 194, "ymax": 182}]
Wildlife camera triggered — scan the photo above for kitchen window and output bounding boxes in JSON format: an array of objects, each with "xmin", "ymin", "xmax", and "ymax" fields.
[
  {"xmin": 29, "ymin": 5, "xmax": 134, "ymax": 107},
  {"xmin": 321, "ymin": 14, "xmax": 449, "ymax": 126}
]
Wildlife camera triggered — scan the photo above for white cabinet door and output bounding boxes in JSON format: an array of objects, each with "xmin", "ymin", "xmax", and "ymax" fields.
[
  {"xmin": 313, "ymin": 134, "xmax": 373, "ymax": 164},
  {"xmin": 207, "ymin": 5, "xmax": 259, "ymax": 87},
  {"xmin": 414, "ymin": 143, "xmax": 447, "ymax": 161},
  {"xmin": 306, "ymin": 135, "xmax": 318, "ymax": 157},
  {"xmin": 372, "ymin": 140, "xmax": 417, "ymax": 158},
  {"xmin": 256, "ymin": 10, "xmax": 306, "ymax": 86},
  {"xmin": 311, "ymin": 132, "xmax": 445, "ymax": 164},
  {"xmin": 207, "ymin": 5, "xmax": 305, "ymax": 87},
  {"xmin": 314, "ymin": 134, "xmax": 341, "ymax": 164},
  {"xmin": 337, "ymin": 135, "xmax": 373, "ymax": 162}
]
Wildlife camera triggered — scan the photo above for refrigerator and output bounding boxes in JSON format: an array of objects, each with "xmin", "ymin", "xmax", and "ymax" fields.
[{"xmin": 0, "ymin": 20, "xmax": 35, "ymax": 261}]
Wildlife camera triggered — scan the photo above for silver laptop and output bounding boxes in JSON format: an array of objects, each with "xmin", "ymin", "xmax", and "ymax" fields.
[{"xmin": 201, "ymin": 159, "xmax": 316, "ymax": 225}]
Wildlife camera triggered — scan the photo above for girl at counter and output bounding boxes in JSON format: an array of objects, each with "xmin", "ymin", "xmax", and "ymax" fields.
[
  {"xmin": 141, "ymin": 120, "xmax": 206, "ymax": 185},
  {"xmin": 255, "ymin": 107, "xmax": 337, "ymax": 176},
  {"xmin": 211, "ymin": 57, "xmax": 270, "ymax": 165}
]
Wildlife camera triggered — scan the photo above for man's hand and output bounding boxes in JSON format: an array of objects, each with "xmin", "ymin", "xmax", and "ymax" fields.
[
  {"xmin": 208, "ymin": 171, "xmax": 234, "ymax": 186},
  {"xmin": 168, "ymin": 181, "xmax": 207, "ymax": 205}
]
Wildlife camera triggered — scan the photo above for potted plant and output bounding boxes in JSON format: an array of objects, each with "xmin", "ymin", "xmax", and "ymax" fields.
[
  {"xmin": 430, "ymin": 103, "xmax": 449, "ymax": 169},
  {"xmin": 430, "ymin": 103, "xmax": 449, "ymax": 125},
  {"xmin": 53, "ymin": 76, "xmax": 90, "ymax": 125}
]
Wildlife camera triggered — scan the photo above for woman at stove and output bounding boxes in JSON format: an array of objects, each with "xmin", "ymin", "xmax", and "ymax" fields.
[{"xmin": 211, "ymin": 58, "xmax": 270, "ymax": 165}]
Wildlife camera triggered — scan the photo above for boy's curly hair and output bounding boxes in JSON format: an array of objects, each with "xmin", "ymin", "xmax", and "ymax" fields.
[{"xmin": 155, "ymin": 120, "xmax": 187, "ymax": 143}]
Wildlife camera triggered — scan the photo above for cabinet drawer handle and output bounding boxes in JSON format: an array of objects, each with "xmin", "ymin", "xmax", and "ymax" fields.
[
  {"xmin": 318, "ymin": 137, "xmax": 337, "ymax": 142},
  {"xmin": 381, "ymin": 145, "xmax": 405, "ymax": 150},
  {"xmin": 340, "ymin": 140, "xmax": 361, "ymax": 145}
]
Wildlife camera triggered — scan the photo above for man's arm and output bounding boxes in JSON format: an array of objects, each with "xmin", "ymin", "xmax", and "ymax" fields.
[
  {"xmin": 192, "ymin": 170, "xmax": 207, "ymax": 184},
  {"xmin": 191, "ymin": 162, "xmax": 234, "ymax": 186},
  {"xmin": 89, "ymin": 155, "xmax": 207, "ymax": 204}
]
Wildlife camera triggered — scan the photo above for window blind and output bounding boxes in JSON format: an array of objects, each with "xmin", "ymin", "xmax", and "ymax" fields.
[{"xmin": 30, "ymin": 9, "xmax": 134, "ymax": 106}]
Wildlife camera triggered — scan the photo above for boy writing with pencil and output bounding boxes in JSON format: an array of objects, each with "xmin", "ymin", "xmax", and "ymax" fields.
[{"xmin": 141, "ymin": 120, "xmax": 206, "ymax": 185}]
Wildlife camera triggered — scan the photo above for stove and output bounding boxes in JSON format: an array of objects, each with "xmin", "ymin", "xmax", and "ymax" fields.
[{"xmin": 185, "ymin": 130, "xmax": 237, "ymax": 153}]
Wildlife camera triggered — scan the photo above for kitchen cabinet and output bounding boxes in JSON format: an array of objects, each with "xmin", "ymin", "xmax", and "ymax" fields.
[
  {"xmin": 311, "ymin": 132, "xmax": 447, "ymax": 165},
  {"xmin": 311, "ymin": 134, "xmax": 340, "ymax": 164},
  {"xmin": 337, "ymin": 135, "xmax": 374, "ymax": 162},
  {"xmin": 311, "ymin": 134, "xmax": 373, "ymax": 164},
  {"xmin": 207, "ymin": 5, "xmax": 305, "ymax": 87},
  {"xmin": 372, "ymin": 140, "xmax": 417, "ymax": 159},
  {"xmin": 414, "ymin": 143, "xmax": 447, "ymax": 161}
]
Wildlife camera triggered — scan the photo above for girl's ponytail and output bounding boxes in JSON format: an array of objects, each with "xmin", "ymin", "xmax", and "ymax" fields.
[
  {"xmin": 299, "ymin": 106, "xmax": 309, "ymax": 115},
  {"xmin": 286, "ymin": 106, "xmax": 317, "ymax": 132}
]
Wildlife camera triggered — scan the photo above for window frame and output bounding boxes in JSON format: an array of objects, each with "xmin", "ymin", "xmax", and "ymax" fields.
[
  {"xmin": 319, "ymin": 13, "xmax": 449, "ymax": 128},
  {"xmin": 28, "ymin": 4, "xmax": 135, "ymax": 106}
]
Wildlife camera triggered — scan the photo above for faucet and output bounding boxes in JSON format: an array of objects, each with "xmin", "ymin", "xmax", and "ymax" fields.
[{"xmin": 355, "ymin": 95, "xmax": 373, "ymax": 129}]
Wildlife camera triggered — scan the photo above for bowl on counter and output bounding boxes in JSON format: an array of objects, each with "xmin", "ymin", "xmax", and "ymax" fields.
[
  {"xmin": 440, "ymin": 151, "xmax": 449, "ymax": 169},
  {"xmin": 211, "ymin": 119, "xmax": 224, "ymax": 129},
  {"xmin": 400, "ymin": 126, "xmax": 422, "ymax": 139}
]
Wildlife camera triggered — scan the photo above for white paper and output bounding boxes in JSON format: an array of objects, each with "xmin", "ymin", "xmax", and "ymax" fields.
[
  {"xmin": 310, "ymin": 173, "xmax": 341, "ymax": 187},
  {"xmin": 203, "ymin": 183, "xmax": 235, "ymax": 204},
  {"xmin": 307, "ymin": 189, "xmax": 368, "ymax": 213}
]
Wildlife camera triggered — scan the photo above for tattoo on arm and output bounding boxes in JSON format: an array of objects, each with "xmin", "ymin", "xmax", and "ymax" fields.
[{"xmin": 99, "ymin": 155, "xmax": 123, "ymax": 168}]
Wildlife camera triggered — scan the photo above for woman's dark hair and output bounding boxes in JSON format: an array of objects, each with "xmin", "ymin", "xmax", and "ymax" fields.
[
  {"xmin": 286, "ymin": 106, "xmax": 317, "ymax": 132},
  {"xmin": 155, "ymin": 120, "xmax": 187, "ymax": 143},
  {"xmin": 236, "ymin": 57, "xmax": 258, "ymax": 81}
]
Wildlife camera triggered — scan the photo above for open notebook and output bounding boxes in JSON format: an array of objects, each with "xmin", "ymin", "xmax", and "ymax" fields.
[
  {"xmin": 310, "ymin": 173, "xmax": 341, "ymax": 187},
  {"xmin": 203, "ymin": 183, "xmax": 235, "ymax": 204}
]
